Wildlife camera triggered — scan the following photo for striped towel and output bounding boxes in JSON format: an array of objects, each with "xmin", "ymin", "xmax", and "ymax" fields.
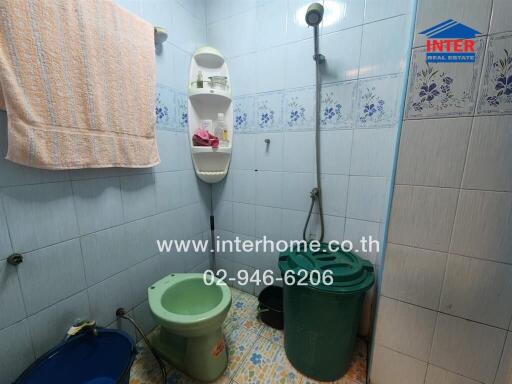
[{"xmin": 0, "ymin": 0, "xmax": 160, "ymax": 169}]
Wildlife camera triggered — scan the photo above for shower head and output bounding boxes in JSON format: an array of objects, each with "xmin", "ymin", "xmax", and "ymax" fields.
[{"xmin": 305, "ymin": 2, "xmax": 324, "ymax": 26}]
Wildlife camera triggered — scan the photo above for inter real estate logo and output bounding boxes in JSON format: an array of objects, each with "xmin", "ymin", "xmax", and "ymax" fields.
[{"xmin": 419, "ymin": 19, "xmax": 481, "ymax": 63}]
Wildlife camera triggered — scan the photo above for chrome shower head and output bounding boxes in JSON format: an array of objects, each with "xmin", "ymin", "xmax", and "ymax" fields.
[{"xmin": 305, "ymin": 2, "xmax": 324, "ymax": 26}]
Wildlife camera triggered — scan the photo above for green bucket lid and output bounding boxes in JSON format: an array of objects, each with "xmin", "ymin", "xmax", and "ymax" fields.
[{"xmin": 278, "ymin": 243, "xmax": 374, "ymax": 294}]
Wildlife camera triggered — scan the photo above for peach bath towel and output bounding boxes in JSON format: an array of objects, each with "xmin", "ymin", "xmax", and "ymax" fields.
[{"xmin": 0, "ymin": 0, "xmax": 160, "ymax": 169}]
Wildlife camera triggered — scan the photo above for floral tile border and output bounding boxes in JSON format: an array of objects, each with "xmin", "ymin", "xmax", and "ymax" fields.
[
  {"xmin": 283, "ymin": 86, "xmax": 315, "ymax": 131},
  {"xmin": 255, "ymin": 91, "xmax": 284, "ymax": 132},
  {"xmin": 233, "ymin": 96, "xmax": 255, "ymax": 133},
  {"xmin": 155, "ymin": 84, "xmax": 174, "ymax": 131},
  {"xmin": 477, "ymin": 32, "xmax": 512, "ymax": 114},
  {"xmin": 405, "ymin": 37, "xmax": 486, "ymax": 118},
  {"xmin": 174, "ymin": 93, "xmax": 188, "ymax": 132},
  {"xmin": 356, "ymin": 75, "xmax": 401, "ymax": 128},
  {"xmin": 321, "ymin": 81, "xmax": 356, "ymax": 130}
]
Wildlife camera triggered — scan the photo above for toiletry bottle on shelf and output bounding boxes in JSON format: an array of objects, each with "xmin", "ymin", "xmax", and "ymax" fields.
[
  {"xmin": 214, "ymin": 113, "xmax": 229, "ymax": 147},
  {"xmin": 197, "ymin": 71, "xmax": 203, "ymax": 88}
]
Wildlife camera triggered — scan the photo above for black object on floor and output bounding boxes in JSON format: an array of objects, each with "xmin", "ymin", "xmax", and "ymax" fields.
[{"xmin": 257, "ymin": 285, "xmax": 284, "ymax": 330}]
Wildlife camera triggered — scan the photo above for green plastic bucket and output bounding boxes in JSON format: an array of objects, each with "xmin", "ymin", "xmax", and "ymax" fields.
[{"xmin": 278, "ymin": 243, "xmax": 374, "ymax": 381}]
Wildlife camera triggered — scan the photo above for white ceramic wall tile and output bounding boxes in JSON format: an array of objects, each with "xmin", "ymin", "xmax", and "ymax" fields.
[
  {"xmin": 440, "ymin": 254, "xmax": 512, "ymax": 328},
  {"xmin": 350, "ymin": 128, "xmax": 395, "ymax": 177},
  {"xmin": 283, "ymin": 131, "xmax": 316, "ymax": 172},
  {"xmin": 370, "ymin": 345, "xmax": 428, "ymax": 384},
  {"xmin": 286, "ymin": 0, "xmax": 317, "ymax": 43},
  {"xmin": 450, "ymin": 190, "xmax": 512, "ymax": 264},
  {"xmin": 316, "ymin": 174, "xmax": 348, "ymax": 217},
  {"xmin": 495, "ymin": 332, "xmax": 512, "ymax": 384},
  {"xmin": 214, "ymin": 200, "xmax": 234, "ymax": 233},
  {"xmin": 343, "ymin": 218, "xmax": 380, "ymax": 263},
  {"xmin": 388, "ymin": 185, "xmax": 458, "ymax": 252},
  {"xmin": 230, "ymin": 55, "xmax": 257, "ymax": 96},
  {"xmin": 256, "ymin": 0, "xmax": 287, "ymax": 50},
  {"xmin": 430, "ymin": 314, "xmax": 506, "ymax": 384},
  {"xmin": 0, "ymin": 260, "xmax": 26, "ymax": 330},
  {"xmin": 255, "ymin": 206, "xmax": 283, "ymax": 241},
  {"xmin": 360, "ymin": 16, "xmax": 408, "ymax": 78},
  {"xmin": 256, "ymin": 46, "xmax": 286, "ymax": 93},
  {"xmin": 170, "ymin": 3, "xmax": 204, "ymax": 54},
  {"xmin": 231, "ymin": 170, "xmax": 256, "ymax": 204},
  {"xmin": 382, "ymin": 244, "xmax": 447, "ymax": 310},
  {"xmin": 281, "ymin": 209, "xmax": 308, "ymax": 241},
  {"xmin": 375, "ymin": 297, "xmax": 437, "ymax": 360},
  {"xmin": 319, "ymin": 130, "xmax": 352, "ymax": 175},
  {"xmin": 477, "ymin": 33, "xmax": 512, "ymax": 114},
  {"xmin": 364, "ymin": 0, "xmax": 409, "ymax": 23},
  {"xmin": 128, "ymin": 255, "xmax": 166, "ymax": 306},
  {"xmin": 356, "ymin": 75, "xmax": 401, "ymax": 128},
  {"xmin": 212, "ymin": 174, "xmax": 233, "ymax": 204},
  {"xmin": 233, "ymin": 96, "xmax": 255, "ymax": 132},
  {"xmin": 414, "ymin": 0, "xmax": 492, "ymax": 47},
  {"xmin": 231, "ymin": 134, "xmax": 256, "ymax": 170},
  {"xmin": 462, "ymin": 116, "xmax": 512, "ymax": 191},
  {"xmin": 321, "ymin": 0, "xmax": 364, "ymax": 35},
  {"xmin": 154, "ymin": 171, "xmax": 182, "ymax": 212},
  {"xmin": 0, "ymin": 321, "xmax": 35, "ymax": 384},
  {"xmin": 232, "ymin": 202, "xmax": 256, "ymax": 237},
  {"xmin": 120, "ymin": 174, "xmax": 157, "ymax": 221},
  {"xmin": 281, "ymin": 172, "xmax": 316, "ymax": 211},
  {"xmin": 255, "ymin": 171, "xmax": 283, "ymax": 207},
  {"xmin": 285, "ymin": 38, "xmax": 316, "ymax": 89},
  {"xmin": 2, "ymin": 182, "xmax": 79, "ymax": 253},
  {"xmin": 321, "ymin": 27, "xmax": 362, "ymax": 83},
  {"xmin": 155, "ymin": 84, "xmax": 175, "ymax": 130},
  {"xmin": 0, "ymin": 200, "xmax": 12, "ymax": 261},
  {"xmin": 255, "ymin": 92, "xmax": 284, "ymax": 132},
  {"xmin": 489, "ymin": 0, "xmax": 512, "ymax": 34},
  {"xmin": 206, "ymin": 20, "xmax": 232, "ymax": 58},
  {"xmin": 308, "ymin": 213, "xmax": 346, "ymax": 243},
  {"xmin": 396, "ymin": 118, "xmax": 472, "ymax": 187},
  {"xmin": 406, "ymin": 40, "xmax": 485, "ymax": 118},
  {"xmin": 18, "ymin": 239, "xmax": 86, "ymax": 315},
  {"xmin": 132, "ymin": 300, "xmax": 157, "ymax": 337},
  {"xmin": 255, "ymin": 133, "xmax": 284, "ymax": 171},
  {"xmin": 283, "ymin": 87, "xmax": 315, "ymax": 131},
  {"xmin": 346, "ymin": 176, "xmax": 388, "ymax": 222},
  {"xmin": 320, "ymin": 81, "xmax": 357, "ymax": 130},
  {"xmin": 230, "ymin": 11, "xmax": 257, "ymax": 57},
  {"xmin": 425, "ymin": 365, "xmax": 480, "ymax": 384}
]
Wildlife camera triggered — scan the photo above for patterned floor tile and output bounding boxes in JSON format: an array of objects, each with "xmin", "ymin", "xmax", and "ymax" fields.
[
  {"xmin": 260, "ymin": 325, "xmax": 284, "ymax": 347},
  {"xmin": 224, "ymin": 325, "xmax": 260, "ymax": 377}
]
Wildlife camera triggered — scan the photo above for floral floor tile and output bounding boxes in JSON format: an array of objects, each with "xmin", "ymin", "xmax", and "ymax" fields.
[
  {"xmin": 224, "ymin": 324, "xmax": 260, "ymax": 377},
  {"xmin": 260, "ymin": 326, "xmax": 284, "ymax": 347},
  {"xmin": 234, "ymin": 337, "xmax": 303, "ymax": 384}
]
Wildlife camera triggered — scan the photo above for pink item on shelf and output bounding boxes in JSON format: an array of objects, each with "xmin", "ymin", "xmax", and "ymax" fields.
[{"xmin": 193, "ymin": 128, "xmax": 219, "ymax": 148}]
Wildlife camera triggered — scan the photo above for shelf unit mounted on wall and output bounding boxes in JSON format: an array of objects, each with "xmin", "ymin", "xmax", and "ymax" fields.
[{"xmin": 188, "ymin": 46, "xmax": 232, "ymax": 184}]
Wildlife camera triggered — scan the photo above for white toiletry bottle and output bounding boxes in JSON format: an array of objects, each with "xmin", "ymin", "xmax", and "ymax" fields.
[{"xmin": 214, "ymin": 113, "xmax": 229, "ymax": 146}]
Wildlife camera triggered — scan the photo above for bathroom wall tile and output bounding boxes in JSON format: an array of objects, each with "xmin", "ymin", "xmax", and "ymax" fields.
[
  {"xmin": 19, "ymin": 240, "xmax": 86, "ymax": 315},
  {"xmin": 425, "ymin": 365, "xmax": 480, "ymax": 384},
  {"xmin": 0, "ymin": 199, "xmax": 12, "ymax": 261},
  {"xmin": 350, "ymin": 128, "xmax": 395, "ymax": 177},
  {"xmin": 207, "ymin": 19, "xmax": 232, "ymax": 58},
  {"xmin": 356, "ymin": 75, "xmax": 402, "ymax": 128},
  {"xmin": 405, "ymin": 40, "xmax": 485, "ymax": 118},
  {"xmin": 439, "ymin": 254, "xmax": 512, "ymax": 329},
  {"xmin": 283, "ymin": 131, "xmax": 315, "ymax": 173},
  {"xmin": 283, "ymin": 87, "xmax": 315, "ymax": 131},
  {"xmin": 155, "ymin": 43, "xmax": 175, "ymax": 88},
  {"xmin": 214, "ymin": 201, "xmax": 233, "ymax": 232},
  {"xmin": 375, "ymin": 297, "xmax": 437, "ymax": 360},
  {"xmin": 230, "ymin": 10, "xmax": 257, "ymax": 57},
  {"xmin": 171, "ymin": 47, "xmax": 191, "ymax": 93},
  {"xmin": 213, "ymin": 173, "xmax": 233, "ymax": 204},
  {"xmin": 281, "ymin": 172, "xmax": 316, "ymax": 211},
  {"xmin": 495, "ymin": 332, "xmax": 512, "ymax": 384},
  {"xmin": 450, "ymin": 190, "xmax": 512, "ymax": 264},
  {"xmin": 381, "ymin": 244, "xmax": 447, "ymax": 310},
  {"xmin": 174, "ymin": 92, "xmax": 189, "ymax": 132},
  {"xmin": 154, "ymin": 131, "xmax": 187, "ymax": 173},
  {"xmin": 231, "ymin": 134, "xmax": 256, "ymax": 170},
  {"xmin": 255, "ymin": 206, "xmax": 283, "ymax": 241},
  {"xmin": 154, "ymin": 171, "xmax": 183, "ymax": 213},
  {"xmin": 388, "ymin": 185, "xmax": 458, "ymax": 252},
  {"xmin": 321, "ymin": 27, "xmax": 362, "ymax": 83},
  {"xmin": 255, "ymin": 92, "xmax": 284, "ymax": 132},
  {"xmin": 477, "ymin": 33, "xmax": 512, "ymax": 114},
  {"xmin": 347, "ymin": 176, "xmax": 388, "ymax": 222},
  {"xmin": 0, "ymin": 260, "xmax": 26, "ymax": 330},
  {"xmin": 489, "ymin": 0, "xmax": 512, "ymax": 34},
  {"xmin": 364, "ymin": 0, "xmax": 409, "ymax": 23},
  {"xmin": 370, "ymin": 345, "xmax": 427, "ymax": 384},
  {"xmin": 285, "ymin": 38, "xmax": 316, "ymax": 89},
  {"xmin": 232, "ymin": 203, "xmax": 256, "ymax": 237},
  {"xmin": 286, "ymin": 0, "xmax": 316, "ymax": 43},
  {"xmin": 320, "ymin": 81, "xmax": 356, "ymax": 130},
  {"xmin": 0, "ymin": 321, "xmax": 35, "ymax": 384},
  {"xmin": 462, "ymin": 116, "xmax": 512, "ymax": 191},
  {"xmin": 308, "ymin": 213, "xmax": 346, "ymax": 243},
  {"xmin": 317, "ymin": 174, "xmax": 348, "ymax": 217},
  {"xmin": 233, "ymin": 96, "xmax": 255, "ymax": 132},
  {"xmin": 256, "ymin": 46, "xmax": 286, "ymax": 93},
  {"xmin": 255, "ymin": 171, "xmax": 283, "ymax": 208},
  {"xmin": 430, "ymin": 314, "xmax": 506, "ymax": 384},
  {"xmin": 184, "ymin": 232, "xmax": 209, "ymax": 272},
  {"xmin": 231, "ymin": 170, "xmax": 256, "ymax": 204},
  {"xmin": 152, "ymin": 209, "xmax": 184, "ymax": 253},
  {"xmin": 128, "ymin": 255, "xmax": 165, "ymax": 307},
  {"xmin": 281, "ymin": 209, "xmax": 307, "ymax": 242},
  {"xmin": 321, "ymin": 0, "xmax": 364, "ymax": 35},
  {"xmin": 343, "ymin": 218, "xmax": 379, "ymax": 262},
  {"xmin": 120, "ymin": 173, "xmax": 157, "ymax": 221},
  {"xmin": 133, "ymin": 300, "xmax": 157, "ymax": 337},
  {"xmin": 414, "ymin": 0, "xmax": 491, "ymax": 47},
  {"xmin": 2, "ymin": 182, "xmax": 79, "ymax": 253},
  {"xmin": 229, "ymin": 54, "xmax": 257, "ymax": 97},
  {"xmin": 155, "ymin": 84, "xmax": 175, "ymax": 130},
  {"xmin": 256, "ymin": 132, "xmax": 283, "ymax": 172},
  {"xmin": 72, "ymin": 177, "xmax": 124, "ymax": 235},
  {"xmin": 256, "ymin": 0, "xmax": 287, "ymax": 50},
  {"xmin": 319, "ymin": 130, "xmax": 352, "ymax": 175},
  {"xmin": 88, "ymin": 269, "xmax": 135, "ymax": 327},
  {"xmin": 396, "ymin": 118, "xmax": 472, "ymax": 188},
  {"xmin": 205, "ymin": 0, "xmax": 231, "ymax": 24},
  {"xmin": 181, "ymin": 170, "xmax": 202, "ymax": 207},
  {"xmin": 360, "ymin": 16, "xmax": 408, "ymax": 78},
  {"xmin": 171, "ymin": 3, "xmax": 205, "ymax": 54},
  {"xmin": 28, "ymin": 291, "xmax": 90, "ymax": 357}
]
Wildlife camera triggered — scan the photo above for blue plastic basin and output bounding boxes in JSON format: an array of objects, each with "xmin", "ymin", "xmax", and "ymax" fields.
[{"xmin": 15, "ymin": 329, "xmax": 136, "ymax": 384}]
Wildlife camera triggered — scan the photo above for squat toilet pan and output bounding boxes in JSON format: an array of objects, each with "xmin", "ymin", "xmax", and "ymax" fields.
[{"xmin": 148, "ymin": 273, "xmax": 231, "ymax": 382}]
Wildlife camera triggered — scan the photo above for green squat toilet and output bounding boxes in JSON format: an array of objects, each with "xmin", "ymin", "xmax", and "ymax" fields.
[
  {"xmin": 148, "ymin": 273, "xmax": 231, "ymax": 382},
  {"xmin": 279, "ymin": 244, "xmax": 374, "ymax": 381}
]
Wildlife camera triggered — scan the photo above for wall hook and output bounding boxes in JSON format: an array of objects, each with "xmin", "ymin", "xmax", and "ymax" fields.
[{"xmin": 7, "ymin": 253, "xmax": 23, "ymax": 266}]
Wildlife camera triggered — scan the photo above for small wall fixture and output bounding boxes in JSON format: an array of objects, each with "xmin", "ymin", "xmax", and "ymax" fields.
[
  {"xmin": 7, "ymin": 253, "xmax": 23, "ymax": 266},
  {"xmin": 154, "ymin": 26, "xmax": 168, "ymax": 44}
]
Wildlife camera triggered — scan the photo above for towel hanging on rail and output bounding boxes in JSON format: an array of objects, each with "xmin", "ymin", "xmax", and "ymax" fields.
[{"xmin": 0, "ymin": 0, "xmax": 160, "ymax": 169}]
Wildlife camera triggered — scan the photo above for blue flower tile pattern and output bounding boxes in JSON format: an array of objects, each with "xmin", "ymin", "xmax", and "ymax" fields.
[
  {"xmin": 357, "ymin": 75, "xmax": 401, "ymax": 128},
  {"xmin": 477, "ymin": 33, "xmax": 512, "ymax": 114},
  {"xmin": 174, "ymin": 93, "xmax": 188, "ymax": 132},
  {"xmin": 321, "ymin": 81, "xmax": 356, "ymax": 130},
  {"xmin": 283, "ymin": 87, "xmax": 314, "ymax": 131},
  {"xmin": 255, "ymin": 92, "xmax": 283, "ymax": 132},
  {"xmin": 155, "ymin": 84, "xmax": 174, "ymax": 131},
  {"xmin": 234, "ymin": 96, "xmax": 255, "ymax": 133},
  {"xmin": 406, "ymin": 38, "xmax": 485, "ymax": 118}
]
